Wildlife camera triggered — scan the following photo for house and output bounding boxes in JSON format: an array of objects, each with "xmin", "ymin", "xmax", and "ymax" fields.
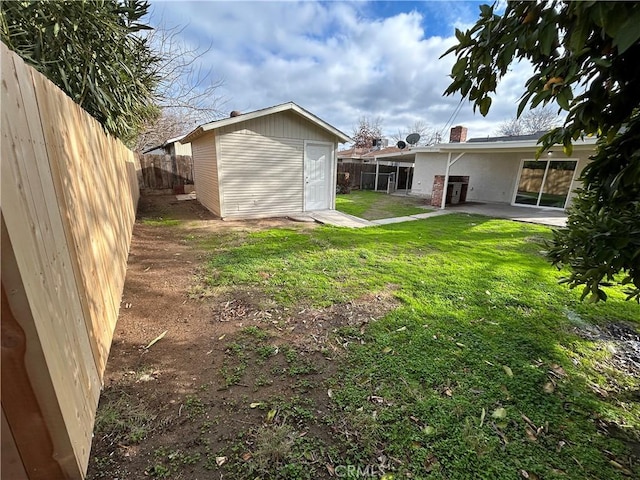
[
  {"xmin": 143, "ymin": 135, "xmax": 192, "ymax": 156},
  {"xmin": 374, "ymin": 126, "xmax": 597, "ymax": 210},
  {"xmin": 182, "ymin": 102, "xmax": 351, "ymax": 219}
]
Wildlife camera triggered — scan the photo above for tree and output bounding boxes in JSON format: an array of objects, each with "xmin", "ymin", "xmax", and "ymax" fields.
[
  {"xmin": 443, "ymin": 1, "xmax": 640, "ymax": 302},
  {"xmin": 351, "ymin": 116, "xmax": 383, "ymax": 149},
  {"xmin": 391, "ymin": 120, "xmax": 439, "ymax": 146},
  {"xmin": 496, "ymin": 107, "xmax": 560, "ymax": 136},
  {"xmin": 133, "ymin": 23, "xmax": 226, "ymax": 152},
  {"xmin": 1, "ymin": 0, "xmax": 159, "ymax": 144}
]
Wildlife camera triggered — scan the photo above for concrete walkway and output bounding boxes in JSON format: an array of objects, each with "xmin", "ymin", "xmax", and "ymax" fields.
[
  {"xmin": 306, "ymin": 203, "xmax": 567, "ymax": 229},
  {"xmin": 308, "ymin": 210, "xmax": 375, "ymax": 228}
]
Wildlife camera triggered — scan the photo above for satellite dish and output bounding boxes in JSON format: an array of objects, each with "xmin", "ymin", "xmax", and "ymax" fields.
[
  {"xmin": 406, "ymin": 133, "xmax": 421, "ymax": 145},
  {"xmin": 396, "ymin": 140, "xmax": 407, "ymax": 149}
]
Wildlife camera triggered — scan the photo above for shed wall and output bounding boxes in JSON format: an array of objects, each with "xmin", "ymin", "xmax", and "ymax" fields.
[
  {"xmin": 214, "ymin": 111, "xmax": 339, "ymax": 219},
  {"xmin": 217, "ymin": 110, "xmax": 338, "ymax": 142},
  {"xmin": 218, "ymin": 133, "xmax": 304, "ymax": 218},
  {"xmin": 192, "ymin": 130, "xmax": 220, "ymax": 216}
]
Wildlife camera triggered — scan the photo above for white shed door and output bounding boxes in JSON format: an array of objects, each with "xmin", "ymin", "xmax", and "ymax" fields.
[{"xmin": 304, "ymin": 142, "xmax": 332, "ymax": 211}]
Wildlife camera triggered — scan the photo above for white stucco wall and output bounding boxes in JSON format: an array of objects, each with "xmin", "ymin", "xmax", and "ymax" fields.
[{"xmin": 411, "ymin": 149, "xmax": 593, "ymax": 208}]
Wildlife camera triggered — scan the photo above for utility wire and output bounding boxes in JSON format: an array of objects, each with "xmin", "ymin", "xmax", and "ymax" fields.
[{"xmin": 439, "ymin": 97, "xmax": 465, "ymax": 142}]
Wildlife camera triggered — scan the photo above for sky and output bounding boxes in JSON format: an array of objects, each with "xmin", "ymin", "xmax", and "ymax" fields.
[{"xmin": 148, "ymin": 0, "xmax": 533, "ymax": 143}]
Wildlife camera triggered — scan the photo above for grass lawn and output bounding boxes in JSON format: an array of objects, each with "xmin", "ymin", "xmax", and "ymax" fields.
[
  {"xmin": 201, "ymin": 214, "xmax": 639, "ymax": 479},
  {"xmin": 336, "ymin": 190, "xmax": 431, "ymax": 220}
]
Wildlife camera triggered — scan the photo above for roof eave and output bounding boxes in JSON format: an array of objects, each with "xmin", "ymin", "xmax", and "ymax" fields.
[{"xmin": 183, "ymin": 102, "xmax": 352, "ymax": 144}]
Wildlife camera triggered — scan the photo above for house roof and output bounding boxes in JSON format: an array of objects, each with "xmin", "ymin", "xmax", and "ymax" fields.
[
  {"xmin": 372, "ymin": 135, "xmax": 598, "ymax": 162},
  {"xmin": 142, "ymin": 134, "xmax": 188, "ymax": 154},
  {"xmin": 183, "ymin": 102, "xmax": 352, "ymax": 144}
]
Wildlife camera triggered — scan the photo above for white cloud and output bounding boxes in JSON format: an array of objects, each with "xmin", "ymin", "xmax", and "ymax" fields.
[{"xmin": 148, "ymin": 1, "xmax": 538, "ymax": 142}]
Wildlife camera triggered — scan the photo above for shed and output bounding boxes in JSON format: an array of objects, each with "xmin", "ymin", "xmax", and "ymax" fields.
[{"xmin": 183, "ymin": 102, "xmax": 351, "ymax": 219}]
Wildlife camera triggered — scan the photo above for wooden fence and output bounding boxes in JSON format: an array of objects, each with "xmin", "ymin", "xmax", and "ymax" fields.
[
  {"xmin": 137, "ymin": 153, "xmax": 193, "ymax": 193},
  {"xmin": 337, "ymin": 162, "xmax": 376, "ymax": 188},
  {"xmin": 1, "ymin": 43, "xmax": 140, "ymax": 479}
]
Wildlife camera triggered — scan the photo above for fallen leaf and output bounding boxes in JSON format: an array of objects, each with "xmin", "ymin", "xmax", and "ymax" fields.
[
  {"xmin": 215, "ymin": 456, "xmax": 227, "ymax": 466},
  {"xmin": 525, "ymin": 426, "xmax": 538, "ymax": 441},
  {"xmin": 326, "ymin": 464, "xmax": 336, "ymax": 476},
  {"xmin": 456, "ymin": 342, "xmax": 466, "ymax": 348},
  {"xmin": 550, "ymin": 363, "xmax": 566, "ymax": 377},
  {"xmin": 382, "ymin": 347, "xmax": 393, "ymax": 354},
  {"xmin": 241, "ymin": 452, "xmax": 252, "ymax": 461},
  {"xmin": 144, "ymin": 330, "xmax": 167, "ymax": 350},
  {"xmin": 543, "ymin": 382, "xmax": 555, "ymax": 393},
  {"xmin": 249, "ymin": 402, "xmax": 263, "ymax": 409},
  {"xmin": 443, "ymin": 388, "xmax": 453, "ymax": 397},
  {"xmin": 485, "ymin": 290, "xmax": 491, "ymax": 295},
  {"xmin": 327, "ymin": 389, "xmax": 333, "ymax": 398},
  {"xmin": 395, "ymin": 326, "xmax": 407, "ymax": 332},
  {"xmin": 266, "ymin": 409, "xmax": 277, "ymax": 423},
  {"xmin": 492, "ymin": 407, "xmax": 507, "ymax": 419},
  {"xmin": 609, "ymin": 460, "xmax": 633, "ymax": 475},
  {"xmin": 502, "ymin": 365, "xmax": 514, "ymax": 377},
  {"xmin": 480, "ymin": 407, "xmax": 486, "ymax": 427},
  {"xmin": 218, "ymin": 334, "xmax": 226, "ymax": 340}
]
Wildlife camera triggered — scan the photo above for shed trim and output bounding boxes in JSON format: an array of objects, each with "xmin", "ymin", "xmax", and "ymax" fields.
[{"xmin": 184, "ymin": 102, "xmax": 351, "ymax": 144}]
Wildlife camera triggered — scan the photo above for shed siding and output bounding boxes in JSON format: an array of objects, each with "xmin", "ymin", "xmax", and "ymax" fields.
[
  {"xmin": 192, "ymin": 130, "xmax": 220, "ymax": 215},
  {"xmin": 218, "ymin": 132, "xmax": 304, "ymax": 218},
  {"xmin": 217, "ymin": 111, "xmax": 337, "ymax": 143}
]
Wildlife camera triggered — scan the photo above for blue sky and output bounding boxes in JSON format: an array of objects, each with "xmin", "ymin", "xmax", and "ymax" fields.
[{"xmin": 148, "ymin": 0, "xmax": 532, "ymax": 142}]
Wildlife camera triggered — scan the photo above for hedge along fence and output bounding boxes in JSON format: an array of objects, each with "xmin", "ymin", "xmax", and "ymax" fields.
[{"xmin": 1, "ymin": 42, "xmax": 140, "ymax": 479}]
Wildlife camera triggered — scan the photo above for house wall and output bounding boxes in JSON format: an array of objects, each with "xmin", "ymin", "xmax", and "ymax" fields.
[
  {"xmin": 192, "ymin": 130, "xmax": 221, "ymax": 215},
  {"xmin": 412, "ymin": 150, "xmax": 592, "ymax": 208},
  {"xmin": 215, "ymin": 111, "xmax": 339, "ymax": 219},
  {"xmin": 173, "ymin": 140, "xmax": 192, "ymax": 156}
]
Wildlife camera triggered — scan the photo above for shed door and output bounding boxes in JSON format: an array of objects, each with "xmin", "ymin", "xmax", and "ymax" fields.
[{"xmin": 304, "ymin": 142, "xmax": 333, "ymax": 211}]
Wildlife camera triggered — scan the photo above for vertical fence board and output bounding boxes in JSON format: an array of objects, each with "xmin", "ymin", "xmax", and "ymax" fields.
[
  {"xmin": 137, "ymin": 153, "xmax": 193, "ymax": 191},
  {"xmin": 1, "ymin": 46, "xmax": 95, "ymax": 478},
  {"xmin": 1, "ymin": 42, "xmax": 140, "ymax": 478}
]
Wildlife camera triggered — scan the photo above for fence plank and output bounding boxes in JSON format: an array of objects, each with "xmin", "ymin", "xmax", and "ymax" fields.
[
  {"xmin": 1, "ymin": 46, "xmax": 95, "ymax": 478},
  {"xmin": 137, "ymin": 153, "xmax": 193, "ymax": 191},
  {"xmin": 1, "ymin": 42, "xmax": 140, "ymax": 478}
]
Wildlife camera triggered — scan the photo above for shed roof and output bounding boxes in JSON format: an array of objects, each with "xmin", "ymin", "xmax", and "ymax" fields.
[{"xmin": 183, "ymin": 102, "xmax": 352, "ymax": 144}]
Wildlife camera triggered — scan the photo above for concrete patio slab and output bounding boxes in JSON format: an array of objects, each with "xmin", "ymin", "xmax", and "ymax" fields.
[{"xmin": 444, "ymin": 202, "xmax": 568, "ymax": 227}]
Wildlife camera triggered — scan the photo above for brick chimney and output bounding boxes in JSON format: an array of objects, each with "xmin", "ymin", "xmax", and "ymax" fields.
[{"xmin": 449, "ymin": 125, "xmax": 468, "ymax": 143}]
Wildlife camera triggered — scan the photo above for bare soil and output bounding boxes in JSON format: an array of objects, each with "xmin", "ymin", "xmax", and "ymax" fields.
[{"xmin": 87, "ymin": 195, "xmax": 398, "ymax": 479}]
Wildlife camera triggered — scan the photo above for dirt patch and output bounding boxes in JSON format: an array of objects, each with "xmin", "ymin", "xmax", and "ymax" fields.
[{"xmin": 87, "ymin": 195, "xmax": 399, "ymax": 479}]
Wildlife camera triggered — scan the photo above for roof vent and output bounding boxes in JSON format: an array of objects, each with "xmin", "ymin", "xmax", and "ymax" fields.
[{"xmin": 230, "ymin": 110, "xmax": 242, "ymax": 117}]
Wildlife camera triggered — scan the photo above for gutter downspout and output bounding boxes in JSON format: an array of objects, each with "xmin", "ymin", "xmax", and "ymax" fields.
[{"xmin": 441, "ymin": 152, "xmax": 466, "ymax": 209}]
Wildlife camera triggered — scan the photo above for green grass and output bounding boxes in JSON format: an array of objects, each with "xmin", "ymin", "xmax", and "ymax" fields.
[
  {"xmin": 141, "ymin": 216, "xmax": 181, "ymax": 227},
  {"xmin": 336, "ymin": 190, "xmax": 431, "ymax": 219},
  {"xmin": 200, "ymin": 214, "xmax": 640, "ymax": 479}
]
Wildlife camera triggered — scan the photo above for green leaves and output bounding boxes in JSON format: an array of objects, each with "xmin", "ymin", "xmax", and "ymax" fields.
[
  {"xmin": 1, "ymin": 0, "xmax": 159, "ymax": 143},
  {"xmin": 443, "ymin": 1, "xmax": 640, "ymax": 301}
]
